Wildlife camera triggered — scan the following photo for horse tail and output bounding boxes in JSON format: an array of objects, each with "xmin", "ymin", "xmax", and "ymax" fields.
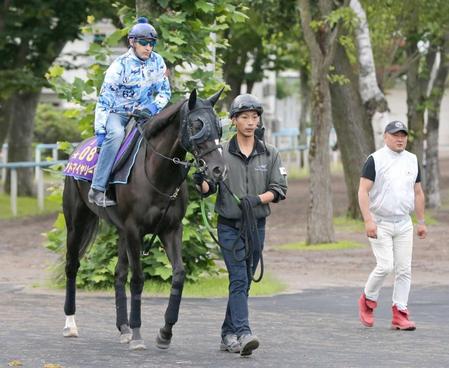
[
  {"xmin": 63, "ymin": 177, "xmax": 99, "ymax": 259},
  {"xmin": 78, "ymin": 214, "xmax": 99, "ymax": 258}
]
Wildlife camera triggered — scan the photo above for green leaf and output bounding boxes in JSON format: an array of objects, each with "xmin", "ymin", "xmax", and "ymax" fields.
[{"xmin": 195, "ymin": 1, "xmax": 214, "ymax": 13}]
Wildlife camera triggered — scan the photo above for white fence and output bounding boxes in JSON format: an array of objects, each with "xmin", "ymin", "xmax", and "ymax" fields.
[{"xmin": 0, "ymin": 160, "xmax": 66, "ymax": 217}]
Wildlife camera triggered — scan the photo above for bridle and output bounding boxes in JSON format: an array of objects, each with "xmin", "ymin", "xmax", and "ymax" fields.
[{"xmin": 134, "ymin": 100, "xmax": 223, "ymax": 255}]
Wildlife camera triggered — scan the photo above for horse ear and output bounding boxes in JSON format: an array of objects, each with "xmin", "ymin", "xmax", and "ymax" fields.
[
  {"xmin": 188, "ymin": 89, "xmax": 197, "ymax": 110},
  {"xmin": 208, "ymin": 87, "xmax": 224, "ymax": 107}
]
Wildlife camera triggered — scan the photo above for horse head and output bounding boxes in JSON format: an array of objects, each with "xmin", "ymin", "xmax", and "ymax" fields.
[{"xmin": 180, "ymin": 89, "xmax": 226, "ymax": 182}]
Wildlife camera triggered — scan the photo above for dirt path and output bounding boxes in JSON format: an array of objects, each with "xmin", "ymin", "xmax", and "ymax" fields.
[{"xmin": 1, "ymin": 159, "xmax": 448, "ymax": 293}]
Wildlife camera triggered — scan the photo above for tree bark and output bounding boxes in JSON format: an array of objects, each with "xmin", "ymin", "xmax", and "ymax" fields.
[
  {"xmin": 425, "ymin": 35, "xmax": 449, "ymax": 208},
  {"xmin": 0, "ymin": 97, "xmax": 13, "ymax": 148},
  {"xmin": 330, "ymin": 44, "xmax": 375, "ymax": 219},
  {"xmin": 299, "ymin": 0, "xmax": 343, "ymax": 244},
  {"xmin": 4, "ymin": 91, "xmax": 40, "ymax": 195},
  {"xmin": 406, "ymin": 41, "xmax": 435, "ymax": 165},
  {"xmin": 350, "ymin": 0, "xmax": 389, "ymax": 120}
]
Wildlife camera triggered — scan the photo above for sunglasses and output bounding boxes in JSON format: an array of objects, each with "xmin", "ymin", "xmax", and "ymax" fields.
[{"xmin": 136, "ymin": 38, "xmax": 157, "ymax": 47}]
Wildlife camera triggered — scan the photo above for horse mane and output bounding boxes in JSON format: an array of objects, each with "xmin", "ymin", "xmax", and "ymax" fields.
[{"xmin": 144, "ymin": 100, "xmax": 186, "ymax": 139}]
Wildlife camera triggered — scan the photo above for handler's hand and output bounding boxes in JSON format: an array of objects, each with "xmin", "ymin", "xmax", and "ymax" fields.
[
  {"xmin": 364, "ymin": 219, "xmax": 377, "ymax": 239},
  {"xmin": 417, "ymin": 224, "xmax": 427, "ymax": 239}
]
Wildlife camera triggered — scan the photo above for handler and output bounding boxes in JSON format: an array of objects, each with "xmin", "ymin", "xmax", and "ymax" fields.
[
  {"xmin": 195, "ymin": 93, "xmax": 287, "ymax": 356},
  {"xmin": 89, "ymin": 17, "xmax": 171, "ymax": 207},
  {"xmin": 358, "ymin": 120, "xmax": 427, "ymax": 330}
]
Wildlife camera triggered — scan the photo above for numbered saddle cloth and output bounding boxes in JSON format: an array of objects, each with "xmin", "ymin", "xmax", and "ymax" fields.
[{"xmin": 63, "ymin": 127, "xmax": 143, "ymax": 184}]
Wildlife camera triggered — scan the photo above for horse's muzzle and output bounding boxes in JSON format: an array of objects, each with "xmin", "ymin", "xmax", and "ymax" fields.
[{"xmin": 211, "ymin": 165, "xmax": 226, "ymax": 182}]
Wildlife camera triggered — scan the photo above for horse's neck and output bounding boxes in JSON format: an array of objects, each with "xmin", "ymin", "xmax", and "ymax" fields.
[{"xmin": 151, "ymin": 116, "xmax": 184, "ymax": 159}]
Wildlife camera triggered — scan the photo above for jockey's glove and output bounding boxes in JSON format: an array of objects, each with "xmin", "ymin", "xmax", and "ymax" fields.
[
  {"xmin": 133, "ymin": 103, "xmax": 158, "ymax": 121},
  {"xmin": 241, "ymin": 195, "xmax": 262, "ymax": 208},
  {"xmin": 96, "ymin": 132, "xmax": 106, "ymax": 148}
]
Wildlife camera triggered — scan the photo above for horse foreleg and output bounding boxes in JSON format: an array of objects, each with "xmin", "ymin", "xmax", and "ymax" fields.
[
  {"xmin": 115, "ymin": 234, "xmax": 132, "ymax": 344},
  {"xmin": 156, "ymin": 227, "xmax": 186, "ymax": 349},
  {"xmin": 126, "ymin": 229, "xmax": 147, "ymax": 350}
]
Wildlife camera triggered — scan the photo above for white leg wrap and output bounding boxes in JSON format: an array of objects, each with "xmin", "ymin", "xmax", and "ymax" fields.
[{"xmin": 63, "ymin": 315, "xmax": 79, "ymax": 337}]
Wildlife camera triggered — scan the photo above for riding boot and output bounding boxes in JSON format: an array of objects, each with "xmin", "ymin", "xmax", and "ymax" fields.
[{"xmin": 88, "ymin": 188, "xmax": 116, "ymax": 207}]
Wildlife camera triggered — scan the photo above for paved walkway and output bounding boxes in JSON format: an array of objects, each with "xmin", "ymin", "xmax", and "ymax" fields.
[{"xmin": 1, "ymin": 285, "xmax": 448, "ymax": 367}]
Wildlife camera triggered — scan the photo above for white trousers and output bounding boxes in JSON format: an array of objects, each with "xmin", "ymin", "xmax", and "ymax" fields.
[{"xmin": 364, "ymin": 216, "xmax": 414, "ymax": 310}]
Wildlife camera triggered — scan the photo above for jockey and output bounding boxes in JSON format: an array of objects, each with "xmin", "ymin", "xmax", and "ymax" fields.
[{"xmin": 89, "ymin": 16, "xmax": 171, "ymax": 207}]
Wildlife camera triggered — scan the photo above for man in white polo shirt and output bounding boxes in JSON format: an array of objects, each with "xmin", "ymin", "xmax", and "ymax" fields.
[{"xmin": 357, "ymin": 120, "xmax": 427, "ymax": 330}]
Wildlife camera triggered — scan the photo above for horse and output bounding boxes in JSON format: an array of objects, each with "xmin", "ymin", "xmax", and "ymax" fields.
[{"xmin": 62, "ymin": 89, "xmax": 226, "ymax": 350}]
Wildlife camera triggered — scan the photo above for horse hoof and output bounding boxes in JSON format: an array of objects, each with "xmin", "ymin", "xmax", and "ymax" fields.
[
  {"xmin": 63, "ymin": 327, "xmax": 79, "ymax": 338},
  {"xmin": 120, "ymin": 333, "xmax": 132, "ymax": 344},
  {"xmin": 156, "ymin": 331, "xmax": 171, "ymax": 349},
  {"xmin": 129, "ymin": 339, "xmax": 147, "ymax": 350}
]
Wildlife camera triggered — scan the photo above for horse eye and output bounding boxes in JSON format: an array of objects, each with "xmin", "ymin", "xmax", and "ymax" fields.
[{"xmin": 191, "ymin": 120, "xmax": 204, "ymax": 133}]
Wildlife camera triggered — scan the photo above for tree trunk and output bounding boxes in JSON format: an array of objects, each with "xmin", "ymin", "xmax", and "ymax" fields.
[
  {"xmin": 307, "ymin": 77, "xmax": 335, "ymax": 243},
  {"xmin": 330, "ymin": 44, "xmax": 375, "ymax": 219},
  {"xmin": 350, "ymin": 0, "xmax": 389, "ymax": 121},
  {"xmin": 0, "ymin": 97, "xmax": 13, "ymax": 147},
  {"xmin": 136, "ymin": 0, "xmax": 154, "ymax": 16},
  {"xmin": 299, "ymin": 0, "xmax": 342, "ymax": 244},
  {"xmin": 406, "ymin": 42, "xmax": 435, "ymax": 165},
  {"xmin": 4, "ymin": 91, "xmax": 40, "ymax": 195},
  {"xmin": 425, "ymin": 37, "xmax": 449, "ymax": 208}
]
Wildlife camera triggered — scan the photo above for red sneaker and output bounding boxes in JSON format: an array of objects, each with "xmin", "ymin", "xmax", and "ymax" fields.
[
  {"xmin": 391, "ymin": 305, "xmax": 416, "ymax": 330},
  {"xmin": 358, "ymin": 292, "xmax": 377, "ymax": 327}
]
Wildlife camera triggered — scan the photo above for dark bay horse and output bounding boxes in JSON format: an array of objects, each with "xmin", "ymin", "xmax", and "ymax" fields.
[{"xmin": 62, "ymin": 89, "xmax": 226, "ymax": 350}]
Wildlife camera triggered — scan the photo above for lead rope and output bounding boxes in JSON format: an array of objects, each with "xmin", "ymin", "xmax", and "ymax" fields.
[{"xmin": 199, "ymin": 182, "xmax": 264, "ymax": 282}]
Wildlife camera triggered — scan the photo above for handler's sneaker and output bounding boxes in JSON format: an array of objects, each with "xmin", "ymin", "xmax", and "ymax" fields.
[
  {"xmin": 358, "ymin": 292, "xmax": 377, "ymax": 327},
  {"xmin": 391, "ymin": 305, "xmax": 416, "ymax": 331},
  {"xmin": 239, "ymin": 334, "xmax": 259, "ymax": 356},
  {"xmin": 220, "ymin": 334, "xmax": 240, "ymax": 353}
]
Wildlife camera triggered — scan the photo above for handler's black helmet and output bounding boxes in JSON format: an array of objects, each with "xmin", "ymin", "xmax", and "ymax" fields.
[
  {"xmin": 229, "ymin": 94, "xmax": 263, "ymax": 118},
  {"xmin": 128, "ymin": 17, "xmax": 158, "ymax": 40}
]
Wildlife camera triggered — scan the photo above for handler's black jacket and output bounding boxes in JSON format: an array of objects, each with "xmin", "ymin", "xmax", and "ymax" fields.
[{"xmin": 214, "ymin": 135, "xmax": 287, "ymax": 220}]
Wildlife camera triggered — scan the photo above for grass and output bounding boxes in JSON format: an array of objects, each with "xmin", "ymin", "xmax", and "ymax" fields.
[
  {"xmin": 142, "ymin": 272, "xmax": 286, "ymax": 298},
  {"xmin": 277, "ymin": 240, "xmax": 365, "ymax": 251},
  {"xmin": 284, "ymin": 160, "xmax": 343, "ymax": 180},
  {"xmin": 0, "ymin": 193, "xmax": 61, "ymax": 219},
  {"xmin": 44, "ymin": 272, "xmax": 286, "ymax": 298},
  {"xmin": 333, "ymin": 216, "xmax": 365, "ymax": 232},
  {"xmin": 334, "ymin": 213, "xmax": 438, "ymax": 231}
]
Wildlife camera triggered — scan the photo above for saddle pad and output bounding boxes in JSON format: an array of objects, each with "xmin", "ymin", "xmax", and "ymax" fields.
[{"xmin": 63, "ymin": 127, "xmax": 142, "ymax": 184}]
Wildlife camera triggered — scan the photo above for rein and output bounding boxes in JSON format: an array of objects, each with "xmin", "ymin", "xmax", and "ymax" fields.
[
  {"xmin": 134, "ymin": 104, "xmax": 222, "ymax": 256},
  {"xmin": 200, "ymin": 181, "xmax": 264, "ymax": 282}
]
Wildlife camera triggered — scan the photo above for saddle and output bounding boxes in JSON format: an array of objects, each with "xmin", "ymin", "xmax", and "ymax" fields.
[{"xmin": 63, "ymin": 120, "xmax": 143, "ymax": 185}]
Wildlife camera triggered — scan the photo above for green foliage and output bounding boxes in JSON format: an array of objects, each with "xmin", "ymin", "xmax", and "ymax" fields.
[
  {"xmin": 276, "ymin": 77, "xmax": 300, "ymax": 99},
  {"xmin": 45, "ymin": 184, "xmax": 221, "ymax": 289},
  {"xmin": 34, "ymin": 104, "xmax": 82, "ymax": 144},
  {"xmin": 0, "ymin": 0, "xmax": 130, "ymax": 99}
]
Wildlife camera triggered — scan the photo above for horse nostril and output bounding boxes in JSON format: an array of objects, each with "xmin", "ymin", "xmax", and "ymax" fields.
[{"xmin": 212, "ymin": 166, "xmax": 222, "ymax": 178}]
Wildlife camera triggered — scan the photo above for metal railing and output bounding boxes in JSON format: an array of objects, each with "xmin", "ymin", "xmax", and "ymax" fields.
[{"xmin": 0, "ymin": 160, "xmax": 66, "ymax": 216}]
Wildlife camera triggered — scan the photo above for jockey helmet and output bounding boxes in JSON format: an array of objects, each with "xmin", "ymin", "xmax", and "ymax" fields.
[
  {"xmin": 128, "ymin": 17, "xmax": 158, "ymax": 40},
  {"xmin": 229, "ymin": 94, "xmax": 263, "ymax": 118}
]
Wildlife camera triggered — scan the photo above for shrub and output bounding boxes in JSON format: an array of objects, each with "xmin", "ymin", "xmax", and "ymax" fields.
[
  {"xmin": 34, "ymin": 104, "xmax": 82, "ymax": 144},
  {"xmin": 45, "ymin": 178, "xmax": 220, "ymax": 289}
]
